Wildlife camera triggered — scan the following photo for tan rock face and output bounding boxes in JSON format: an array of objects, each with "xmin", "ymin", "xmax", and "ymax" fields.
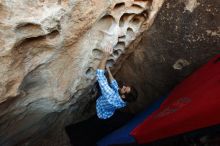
[{"xmin": 0, "ymin": 0, "xmax": 164, "ymax": 145}]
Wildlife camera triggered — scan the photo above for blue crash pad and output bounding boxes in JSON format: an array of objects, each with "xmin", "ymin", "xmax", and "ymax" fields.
[{"xmin": 97, "ymin": 96, "xmax": 167, "ymax": 146}]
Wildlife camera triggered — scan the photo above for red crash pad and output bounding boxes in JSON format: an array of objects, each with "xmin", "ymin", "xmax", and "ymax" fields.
[{"xmin": 131, "ymin": 54, "xmax": 220, "ymax": 144}]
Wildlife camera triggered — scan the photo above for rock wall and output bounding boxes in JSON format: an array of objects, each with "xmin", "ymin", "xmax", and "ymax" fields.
[
  {"xmin": 0, "ymin": 0, "xmax": 164, "ymax": 145},
  {"xmin": 115, "ymin": 0, "xmax": 220, "ymax": 113}
]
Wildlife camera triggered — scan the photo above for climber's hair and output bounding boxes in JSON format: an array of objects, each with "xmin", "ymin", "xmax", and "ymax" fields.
[{"xmin": 122, "ymin": 85, "xmax": 138, "ymax": 103}]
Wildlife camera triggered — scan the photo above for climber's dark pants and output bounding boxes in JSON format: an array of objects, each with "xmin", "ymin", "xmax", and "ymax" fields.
[{"xmin": 65, "ymin": 110, "xmax": 133, "ymax": 146}]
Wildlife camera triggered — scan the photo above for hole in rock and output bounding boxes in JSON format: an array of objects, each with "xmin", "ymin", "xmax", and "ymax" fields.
[
  {"xmin": 92, "ymin": 49, "xmax": 103, "ymax": 59},
  {"xmin": 119, "ymin": 35, "xmax": 126, "ymax": 38},
  {"xmin": 127, "ymin": 27, "xmax": 135, "ymax": 39},
  {"xmin": 142, "ymin": 10, "xmax": 149, "ymax": 19},
  {"xmin": 85, "ymin": 67, "xmax": 95, "ymax": 79},
  {"xmin": 127, "ymin": 4, "xmax": 144, "ymax": 14},
  {"xmin": 119, "ymin": 13, "xmax": 133, "ymax": 27},
  {"xmin": 14, "ymin": 29, "xmax": 59, "ymax": 54},
  {"xmin": 15, "ymin": 23, "xmax": 43, "ymax": 38},
  {"xmin": 118, "ymin": 35, "xmax": 126, "ymax": 42},
  {"xmin": 132, "ymin": 4, "xmax": 144, "ymax": 9},
  {"xmin": 127, "ymin": 27, "xmax": 134, "ymax": 32},
  {"xmin": 46, "ymin": 30, "xmax": 60, "ymax": 39},
  {"xmin": 133, "ymin": 0, "xmax": 148, "ymax": 8},
  {"xmin": 15, "ymin": 23, "xmax": 41, "ymax": 33},
  {"xmin": 129, "ymin": 13, "xmax": 146, "ymax": 30},
  {"xmin": 97, "ymin": 15, "xmax": 116, "ymax": 31},
  {"xmin": 113, "ymin": 49, "xmax": 121, "ymax": 57},
  {"xmin": 114, "ymin": 42, "xmax": 125, "ymax": 51},
  {"xmin": 113, "ymin": 2, "xmax": 125, "ymax": 9},
  {"xmin": 19, "ymin": 69, "xmax": 46, "ymax": 93},
  {"xmin": 11, "ymin": 32, "xmax": 55, "ymax": 69},
  {"xmin": 106, "ymin": 59, "xmax": 115, "ymax": 67},
  {"xmin": 131, "ymin": 17, "xmax": 140, "ymax": 25}
]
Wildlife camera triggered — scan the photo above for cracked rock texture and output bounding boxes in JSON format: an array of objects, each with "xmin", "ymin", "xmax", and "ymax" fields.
[
  {"xmin": 115, "ymin": 0, "xmax": 220, "ymax": 113},
  {"xmin": 0, "ymin": 0, "xmax": 164, "ymax": 145}
]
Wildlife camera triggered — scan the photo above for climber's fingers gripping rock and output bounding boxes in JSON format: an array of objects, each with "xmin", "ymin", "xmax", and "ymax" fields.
[{"xmin": 104, "ymin": 45, "xmax": 113, "ymax": 57}]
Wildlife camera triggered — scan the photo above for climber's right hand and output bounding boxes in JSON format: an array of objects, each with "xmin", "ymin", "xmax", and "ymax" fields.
[{"xmin": 103, "ymin": 46, "xmax": 113, "ymax": 58}]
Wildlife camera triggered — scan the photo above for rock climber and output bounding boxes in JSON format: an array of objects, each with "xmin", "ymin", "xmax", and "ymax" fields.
[
  {"xmin": 96, "ymin": 46, "xmax": 138, "ymax": 119},
  {"xmin": 65, "ymin": 46, "xmax": 138, "ymax": 146}
]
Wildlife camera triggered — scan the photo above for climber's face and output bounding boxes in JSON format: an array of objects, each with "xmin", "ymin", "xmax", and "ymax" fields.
[{"xmin": 119, "ymin": 85, "xmax": 131, "ymax": 98}]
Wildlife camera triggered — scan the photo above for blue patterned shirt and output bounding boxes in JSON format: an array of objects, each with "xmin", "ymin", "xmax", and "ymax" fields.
[{"xmin": 96, "ymin": 69, "xmax": 126, "ymax": 119}]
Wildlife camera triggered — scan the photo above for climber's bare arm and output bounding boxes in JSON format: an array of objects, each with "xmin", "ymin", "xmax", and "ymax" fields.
[
  {"xmin": 106, "ymin": 66, "xmax": 114, "ymax": 82},
  {"xmin": 98, "ymin": 46, "xmax": 113, "ymax": 70}
]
